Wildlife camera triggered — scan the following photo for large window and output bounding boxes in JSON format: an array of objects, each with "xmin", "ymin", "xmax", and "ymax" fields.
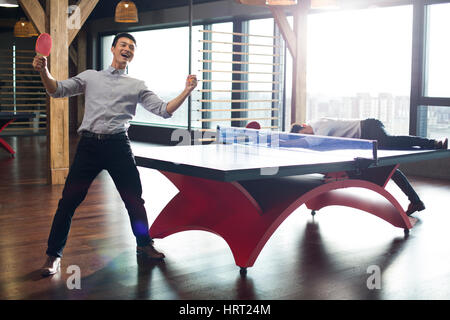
[
  {"xmin": 192, "ymin": 22, "xmax": 233, "ymax": 130},
  {"xmin": 306, "ymin": 5, "xmax": 413, "ymax": 135},
  {"xmin": 101, "ymin": 35, "xmax": 114, "ymax": 71},
  {"xmin": 99, "ymin": 1, "xmax": 450, "ymax": 139},
  {"xmin": 425, "ymin": 3, "xmax": 450, "ymax": 98},
  {"xmin": 100, "ymin": 19, "xmax": 286, "ymax": 131},
  {"xmin": 420, "ymin": 2, "xmax": 450, "ymax": 139},
  {"xmin": 101, "ymin": 26, "xmax": 202, "ymax": 127},
  {"xmin": 247, "ymin": 18, "xmax": 284, "ymax": 130},
  {"xmin": 0, "ymin": 43, "xmax": 46, "ymax": 134}
]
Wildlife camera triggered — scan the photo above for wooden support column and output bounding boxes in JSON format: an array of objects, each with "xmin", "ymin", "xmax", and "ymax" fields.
[
  {"xmin": 47, "ymin": 0, "xmax": 69, "ymax": 185},
  {"xmin": 19, "ymin": 0, "xmax": 98, "ymax": 185},
  {"xmin": 268, "ymin": 2, "xmax": 308, "ymax": 125},
  {"xmin": 291, "ymin": 1, "xmax": 308, "ymax": 125}
]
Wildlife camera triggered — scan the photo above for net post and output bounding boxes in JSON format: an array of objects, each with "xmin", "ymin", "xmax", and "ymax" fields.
[
  {"xmin": 216, "ymin": 125, "xmax": 221, "ymax": 144},
  {"xmin": 372, "ymin": 140, "xmax": 378, "ymax": 164}
]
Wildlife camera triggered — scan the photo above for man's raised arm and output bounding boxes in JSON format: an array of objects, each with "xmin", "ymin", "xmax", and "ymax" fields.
[
  {"xmin": 166, "ymin": 75, "xmax": 198, "ymax": 115},
  {"xmin": 32, "ymin": 55, "xmax": 57, "ymax": 94}
]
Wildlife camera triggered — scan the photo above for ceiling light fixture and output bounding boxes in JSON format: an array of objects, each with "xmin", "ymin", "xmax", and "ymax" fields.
[
  {"xmin": 27, "ymin": 22, "xmax": 38, "ymax": 37},
  {"xmin": 0, "ymin": 0, "xmax": 19, "ymax": 8},
  {"xmin": 115, "ymin": 0, "xmax": 139, "ymax": 23},
  {"xmin": 14, "ymin": 18, "xmax": 29, "ymax": 37}
]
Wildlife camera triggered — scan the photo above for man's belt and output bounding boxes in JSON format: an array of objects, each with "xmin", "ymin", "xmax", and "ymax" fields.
[{"xmin": 80, "ymin": 130, "xmax": 128, "ymax": 140}]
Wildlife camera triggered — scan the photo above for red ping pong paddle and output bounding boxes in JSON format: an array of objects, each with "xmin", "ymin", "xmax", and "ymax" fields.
[{"xmin": 35, "ymin": 33, "xmax": 52, "ymax": 57}]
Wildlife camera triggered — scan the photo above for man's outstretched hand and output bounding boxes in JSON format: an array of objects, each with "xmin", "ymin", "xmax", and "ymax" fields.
[
  {"xmin": 32, "ymin": 55, "xmax": 47, "ymax": 73},
  {"xmin": 186, "ymin": 74, "xmax": 198, "ymax": 92}
]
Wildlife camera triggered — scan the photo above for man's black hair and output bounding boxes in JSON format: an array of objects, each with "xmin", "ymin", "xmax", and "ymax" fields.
[
  {"xmin": 112, "ymin": 33, "xmax": 137, "ymax": 47},
  {"xmin": 290, "ymin": 123, "xmax": 306, "ymax": 133}
]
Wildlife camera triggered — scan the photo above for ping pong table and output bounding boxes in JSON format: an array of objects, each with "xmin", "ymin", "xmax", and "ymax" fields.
[
  {"xmin": 133, "ymin": 126, "xmax": 450, "ymax": 273},
  {"xmin": 0, "ymin": 112, "xmax": 36, "ymax": 157}
]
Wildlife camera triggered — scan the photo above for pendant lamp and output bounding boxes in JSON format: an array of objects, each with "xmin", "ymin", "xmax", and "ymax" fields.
[
  {"xmin": 27, "ymin": 21, "xmax": 38, "ymax": 37},
  {"xmin": 14, "ymin": 18, "xmax": 29, "ymax": 37},
  {"xmin": 115, "ymin": 0, "xmax": 139, "ymax": 23}
]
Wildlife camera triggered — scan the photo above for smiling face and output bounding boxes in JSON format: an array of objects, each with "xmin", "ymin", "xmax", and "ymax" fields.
[{"xmin": 110, "ymin": 37, "xmax": 135, "ymax": 69}]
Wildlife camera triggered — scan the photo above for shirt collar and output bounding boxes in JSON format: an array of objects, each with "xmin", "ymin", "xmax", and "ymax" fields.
[{"xmin": 106, "ymin": 66, "xmax": 126, "ymax": 75}]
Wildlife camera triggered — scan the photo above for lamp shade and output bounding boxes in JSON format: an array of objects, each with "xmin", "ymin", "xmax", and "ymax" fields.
[
  {"xmin": 115, "ymin": 0, "xmax": 139, "ymax": 23},
  {"xmin": 27, "ymin": 22, "xmax": 38, "ymax": 37},
  {"xmin": 14, "ymin": 18, "xmax": 29, "ymax": 37},
  {"xmin": 266, "ymin": 0, "xmax": 297, "ymax": 5}
]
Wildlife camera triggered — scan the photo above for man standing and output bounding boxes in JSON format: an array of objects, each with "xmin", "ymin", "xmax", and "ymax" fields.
[{"xmin": 33, "ymin": 33, "xmax": 197, "ymax": 276}]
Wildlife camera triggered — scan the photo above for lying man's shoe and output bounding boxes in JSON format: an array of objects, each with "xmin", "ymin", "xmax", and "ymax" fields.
[
  {"xmin": 406, "ymin": 201, "xmax": 426, "ymax": 216},
  {"xmin": 41, "ymin": 256, "xmax": 61, "ymax": 277},
  {"xmin": 443, "ymin": 137, "xmax": 448, "ymax": 150},
  {"xmin": 434, "ymin": 138, "xmax": 448, "ymax": 149},
  {"xmin": 136, "ymin": 244, "xmax": 165, "ymax": 259}
]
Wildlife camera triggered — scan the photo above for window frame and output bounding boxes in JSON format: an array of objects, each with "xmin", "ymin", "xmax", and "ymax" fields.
[
  {"xmin": 98, "ymin": 14, "xmax": 285, "ymax": 134},
  {"xmin": 309, "ymin": 0, "xmax": 450, "ymax": 137},
  {"xmin": 410, "ymin": 0, "xmax": 450, "ymax": 136},
  {"xmin": 95, "ymin": 0, "xmax": 450, "ymax": 142}
]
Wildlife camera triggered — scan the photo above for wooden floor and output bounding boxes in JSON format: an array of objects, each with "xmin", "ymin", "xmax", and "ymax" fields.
[{"xmin": 1, "ymin": 135, "xmax": 450, "ymax": 300}]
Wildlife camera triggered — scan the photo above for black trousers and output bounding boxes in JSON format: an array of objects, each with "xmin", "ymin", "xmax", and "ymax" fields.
[
  {"xmin": 46, "ymin": 134, "xmax": 152, "ymax": 258},
  {"xmin": 391, "ymin": 169, "xmax": 421, "ymax": 204},
  {"xmin": 360, "ymin": 118, "xmax": 435, "ymax": 150},
  {"xmin": 360, "ymin": 119, "xmax": 423, "ymax": 204}
]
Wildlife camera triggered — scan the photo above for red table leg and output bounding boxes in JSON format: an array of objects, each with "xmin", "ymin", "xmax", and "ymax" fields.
[
  {"xmin": 149, "ymin": 167, "xmax": 414, "ymax": 269},
  {"xmin": 306, "ymin": 165, "xmax": 416, "ymax": 234},
  {"xmin": 0, "ymin": 119, "xmax": 16, "ymax": 157},
  {"xmin": 149, "ymin": 172, "xmax": 266, "ymax": 268},
  {"xmin": 305, "ymin": 179, "xmax": 415, "ymax": 229}
]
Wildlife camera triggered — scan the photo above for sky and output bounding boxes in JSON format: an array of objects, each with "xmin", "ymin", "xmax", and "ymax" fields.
[
  {"xmin": 306, "ymin": 5, "xmax": 413, "ymax": 97},
  {"xmin": 306, "ymin": 3, "xmax": 450, "ymax": 98}
]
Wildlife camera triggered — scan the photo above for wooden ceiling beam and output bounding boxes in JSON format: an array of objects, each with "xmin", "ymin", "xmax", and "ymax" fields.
[
  {"xmin": 18, "ymin": 0, "xmax": 46, "ymax": 34},
  {"xmin": 269, "ymin": 6, "xmax": 296, "ymax": 58}
]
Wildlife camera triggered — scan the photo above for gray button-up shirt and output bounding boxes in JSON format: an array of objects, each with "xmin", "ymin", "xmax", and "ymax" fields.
[{"xmin": 49, "ymin": 66, "xmax": 172, "ymax": 134}]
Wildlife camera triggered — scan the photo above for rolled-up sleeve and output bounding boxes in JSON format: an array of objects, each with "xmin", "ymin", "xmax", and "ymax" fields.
[
  {"xmin": 48, "ymin": 70, "xmax": 89, "ymax": 98},
  {"xmin": 138, "ymin": 82, "xmax": 172, "ymax": 119}
]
